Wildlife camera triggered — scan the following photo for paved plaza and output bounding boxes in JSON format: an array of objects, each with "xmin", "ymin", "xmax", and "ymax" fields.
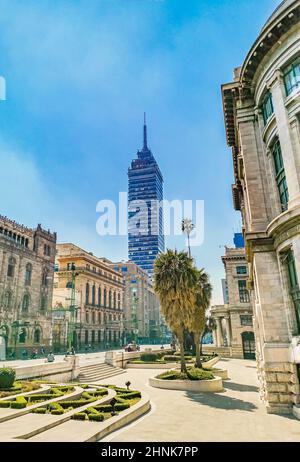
[
  {"xmin": 1, "ymin": 357, "xmax": 300, "ymax": 442},
  {"xmin": 100, "ymin": 358, "xmax": 300, "ymax": 442}
]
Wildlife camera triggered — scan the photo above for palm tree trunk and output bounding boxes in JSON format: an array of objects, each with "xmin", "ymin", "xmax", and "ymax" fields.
[
  {"xmin": 199, "ymin": 331, "xmax": 205, "ymax": 356},
  {"xmin": 195, "ymin": 332, "xmax": 202, "ymax": 369},
  {"xmin": 179, "ymin": 338, "xmax": 187, "ymax": 373}
]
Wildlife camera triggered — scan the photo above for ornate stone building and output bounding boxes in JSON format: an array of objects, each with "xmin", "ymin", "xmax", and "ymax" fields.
[
  {"xmin": 222, "ymin": 0, "xmax": 300, "ymax": 415},
  {"xmin": 110, "ymin": 261, "xmax": 161, "ymax": 342},
  {"xmin": 53, "ymin": 244, "xmax": 124, "ymax": 351},
  {"xmin": 0, "ymin": 215, "xmax": 56, "ymax": 358},
  {"xmin": 208, "ymin": 244, "xmax": 255, "ymax": 359}
]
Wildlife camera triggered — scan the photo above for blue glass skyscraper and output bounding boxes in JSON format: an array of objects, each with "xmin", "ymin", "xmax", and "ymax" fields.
[{"xmin": 128, "ymin": 115, "xmax": 164, "ymax": 277}]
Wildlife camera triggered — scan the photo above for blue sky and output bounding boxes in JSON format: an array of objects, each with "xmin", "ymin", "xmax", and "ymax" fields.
[{"xmin": 0, "ymin": 0, "xmax": 279, "ymax": 304}]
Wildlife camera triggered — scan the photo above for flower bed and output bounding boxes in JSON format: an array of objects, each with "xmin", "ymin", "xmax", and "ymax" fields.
[
  {"xmin": 71, "ymin": 386, "xmax": 141, "ymax": 422},
  {"xmin": 31, "ymin": 388, "xmax": 108, "ymax": 415},
  {"xmin": 0, "ymin": 381, "xmax": 41, "ymax": 399},
  {"xmin": 149, "ymin": 367, "xmax": 223, "ymax": 392},
  {"xmin": 0, "ymin": 385, "xmax": 75, "ymax": 410}
]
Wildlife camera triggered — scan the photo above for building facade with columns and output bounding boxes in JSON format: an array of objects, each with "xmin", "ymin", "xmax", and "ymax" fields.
[
  {"xmin": 210, "ymin": 245, "xmax": 255, "ymax": 359},
  {"xmin": 109, "ymin": 261, "xmax": 161, "ymax": 342},
  {"xmin": 0, "ymin": 215, "xmax": 56, "ymax": 358},
  {"xmin": 222, "ymin": 0, "xmax": 300, "ymax": 415},
  {"xmin": 53, "ymin": 244, "xmax": 124, "ymax": 351}
]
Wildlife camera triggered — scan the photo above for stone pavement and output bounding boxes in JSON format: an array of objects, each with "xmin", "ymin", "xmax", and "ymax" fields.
[
  {"xmin": 99, "ymin": 358, "xmax": 300, "ymax": 442},
  {"xmin": 1, "ymin": 358, "xmax": 300, "ymax": 442}
]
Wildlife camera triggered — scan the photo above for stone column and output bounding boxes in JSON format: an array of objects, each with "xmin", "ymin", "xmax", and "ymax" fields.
[
  {"xmin": 216, "ymin": 317, "xmax": 223, "ymax": 347},
  {"xmin": 268, "ymin": 70, "xmax": 300, "ymax": 209},
  {"xmin": 212, "ymin": 329, "xmax": 217, "ymax": 346},
  {"xmin": 225, "ymin": 316, "xmax": 231, "ymax": 347}
]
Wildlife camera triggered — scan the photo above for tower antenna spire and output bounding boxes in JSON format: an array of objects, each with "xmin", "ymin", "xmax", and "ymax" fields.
[{"xmin": 143, "ymin": 112, "xmax": 147, "ymax": 149}]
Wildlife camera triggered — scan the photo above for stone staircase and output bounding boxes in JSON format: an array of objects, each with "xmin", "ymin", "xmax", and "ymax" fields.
[{"xmin": 78, "ymin": 362, "xmax": 126, "ymax": 383}]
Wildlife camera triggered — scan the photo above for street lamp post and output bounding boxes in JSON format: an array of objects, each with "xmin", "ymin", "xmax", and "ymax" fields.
[{"xmin": 182, "ymin": 218, "xmax": 195, "ymax": 258}]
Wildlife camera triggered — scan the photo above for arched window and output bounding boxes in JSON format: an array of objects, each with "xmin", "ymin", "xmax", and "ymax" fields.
[
  {"xmin": 40, "ymin": 296, "xmax": 47, "ymax": 312},
  {"xmin": 22, "ymin": 294, "xmax": 30, "ymax": 312},
  {"xmin": 104, "ymin": 288, "xmax": 107, "ymax": 307},
  {"xmin": 92, "ymin": 285, "xmax": 96, "ymax": 306},
  {"xmin": 113, "ymin": 291, "xmax": 116, "ymax": 309},
  {"xmin": 98, "ymin": 287, "xmax": 101, "ymax": 307},
  {"xmin": 7, "ymin": 257, "xmax": 16, "ymax": 278},
  {"xmin": 109, "ymin": 290, "xmax": 112, "ymax": 308},
  {"xmin": 42, "ymin": 269, "xmax": 48, "ymax": 287},
  {"xmin": 85, "ymin": 283, "xmax": 90, "ymax": 305},
  {"xmin": 34, "ymin": 328, "xmax": 41, "ymax": 343},
  {"xmin": 25, "ymin": 263, "xmax": 32, "ymax": 286},
  {"xmin": 3, "ymin": 291, "xmax": 12, "ymax": 310}
]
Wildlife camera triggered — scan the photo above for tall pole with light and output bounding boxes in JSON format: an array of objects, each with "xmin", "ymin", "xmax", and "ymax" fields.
[{"xmin": 181, "ymin": 218, "xmax": 194, "ymax": 258}]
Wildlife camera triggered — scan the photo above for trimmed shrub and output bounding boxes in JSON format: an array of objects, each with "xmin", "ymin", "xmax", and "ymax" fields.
[
  {"xmin": 48, "ymin": 402, "xmax": 64, "ymax": 412},
  {"xmin": 90, "ymin": 389, "xmax": 108, "ymax": 397},
  {"xmin": 117, "ymin": 391, "xmax": 141, "ymax": 400},
  {"xmin": 0, "ymin": 368, "xmax": 16, "ymax": 389},
  {"xmin": 32, "ymin": 407, "xmax": 47, "ymax": 414},
  {"xmin": 51, "ymin": 409, "xmax": 64, "ymax": 415},
  {"xmin": 115, "ymin": 402, "xmax": 130, "ymax": 411},
  {"xmin": 140, "ymin": 353, "xmax": 158, "ymax": 362},
  {"xmin": 72, "ymin": 412, "xmax": 87, "ymax": 420},
  {"xmin": 94, "ymin": 404, "xmax": 112, "ymax": 412},
  {"xmin": 50, "ymin": 388, "xmax": 64, "ymax": 396},
  {"xmin": 86, "ymin": 406, "xmax": 99, "ymax": 414},
  {"xmin": 186, "ymin": 368, "xmax": 214, "ymax": 381},
  {"xmin": 157, "ymin": 370, "xmax": 187, "ymax": 381},
  {"xmin": 0, "ymin": 401, "xmax": 11, "ymax": 407},
  {"xmin": 28, "ymin": 394, "xmax": 52, "ymax": 402},
  {"xmin": 88, "ymin": 413, "xmax": 104, "ymax": 422},
  {"xmin": 11, "ymin": 396, "xmax": 27, "ymax": 409},
  {"xmin": 58, "ymin": 399, "xmax": 96, "ymax": 409}
]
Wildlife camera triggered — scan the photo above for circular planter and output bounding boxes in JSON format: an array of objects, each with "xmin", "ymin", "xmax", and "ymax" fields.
[
  {"xmin": 126, "ymin": 362, "xmax": 179, "ymax": 370},
  {"xmin": 149, "ymin": 376, "xmax": 223, "ymax": 393},
  {"xmin": 210, "ymin": 369, "xmax": 228, "ymax": 380}
]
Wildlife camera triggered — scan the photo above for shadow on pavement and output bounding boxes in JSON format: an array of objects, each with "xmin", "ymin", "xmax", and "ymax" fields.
[
  {"xmin": 186, "ymin": 391, "xmax": 258, "ymax": 412},
  {"xmin": 223, "ymin": 381, "xmax": 259, "ymax": 393}
]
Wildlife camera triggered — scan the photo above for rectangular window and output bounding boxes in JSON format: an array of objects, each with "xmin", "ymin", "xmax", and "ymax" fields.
[
  {"xmin": 237, "ymin": 266, "xmax": 247, "ymax": 275},
  {"xmin": 262, "ymin": 92, "xmax": 274, "ymax": 125},
  {"xmin": 238, "ymin": 280, "xmax": 250, "ymax": 303},
  {"xmin": 240, "ymin": 315, "xmax": 253, "ymax": 326},
  {"xmin": 283, "ymin": 57, "xmax": 300, "ymax": 96},
  {"xmin": 286, "ymin": 250, "xmax": 300, "ymax": 333},
  {"xmin": 272, "ymin": 140, "xmax": 289, "ymax": 211}
]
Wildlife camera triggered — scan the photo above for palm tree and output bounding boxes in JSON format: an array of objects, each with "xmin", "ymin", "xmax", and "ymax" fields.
[
  {"xmin": 154, "ymin": 249, "xmax": 198, "ymax": 373},
  {"xmin": 189, "ymin": 269, "xmax": 212, "ymax": 368},
  {"xmin": 200, "ymin": 316, "xmax": 217, "ymax": 356}
]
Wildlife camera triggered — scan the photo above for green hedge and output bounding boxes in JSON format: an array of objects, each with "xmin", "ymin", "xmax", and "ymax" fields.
[
  {"xmin": 117, "ymin": 391, "xmax": 141, "ymax": 400},
  {"xmin": 0, "ymin": 401, "xmax": 11, "ymax": 408},
  {"xmin": 88, "ymin": 413, "xmax": 105, "ymax": 422},
  {"xmin": 72, "ymin": 412, "xmax": 87, "ymax": 420},
  {"xmin": 157, "ymin": 368, "xmax": 215, "ymax": 381},
  {"xmin": 58, "ymin": 398, "xmax": 96, "ymax": 409},
  {"xmin": 28, "ymin": 394, "xmax": 52, "ymax": 402},
  {"xmin": 32, "ymin": 408, "xmax": 47, "ymax": 414},
  {"xmin": 140, "ymin": 353, "xmax": 158, "ymax": 362},
  {"xmin": 0, "ymin": 368, "xmax": 16, "ymax": 389}
]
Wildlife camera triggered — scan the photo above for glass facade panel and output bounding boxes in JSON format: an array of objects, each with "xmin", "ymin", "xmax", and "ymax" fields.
[
  {"xmin": 284, "ymin": 57, "xmax": 300, "ymax": 96},
  {"xmin": 262, "ymin": 92, "xmax": 274, "ymax": 125},
  {"xmin": 272, "ymin": 139, "xmax": 289, "ymax": 211}
]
